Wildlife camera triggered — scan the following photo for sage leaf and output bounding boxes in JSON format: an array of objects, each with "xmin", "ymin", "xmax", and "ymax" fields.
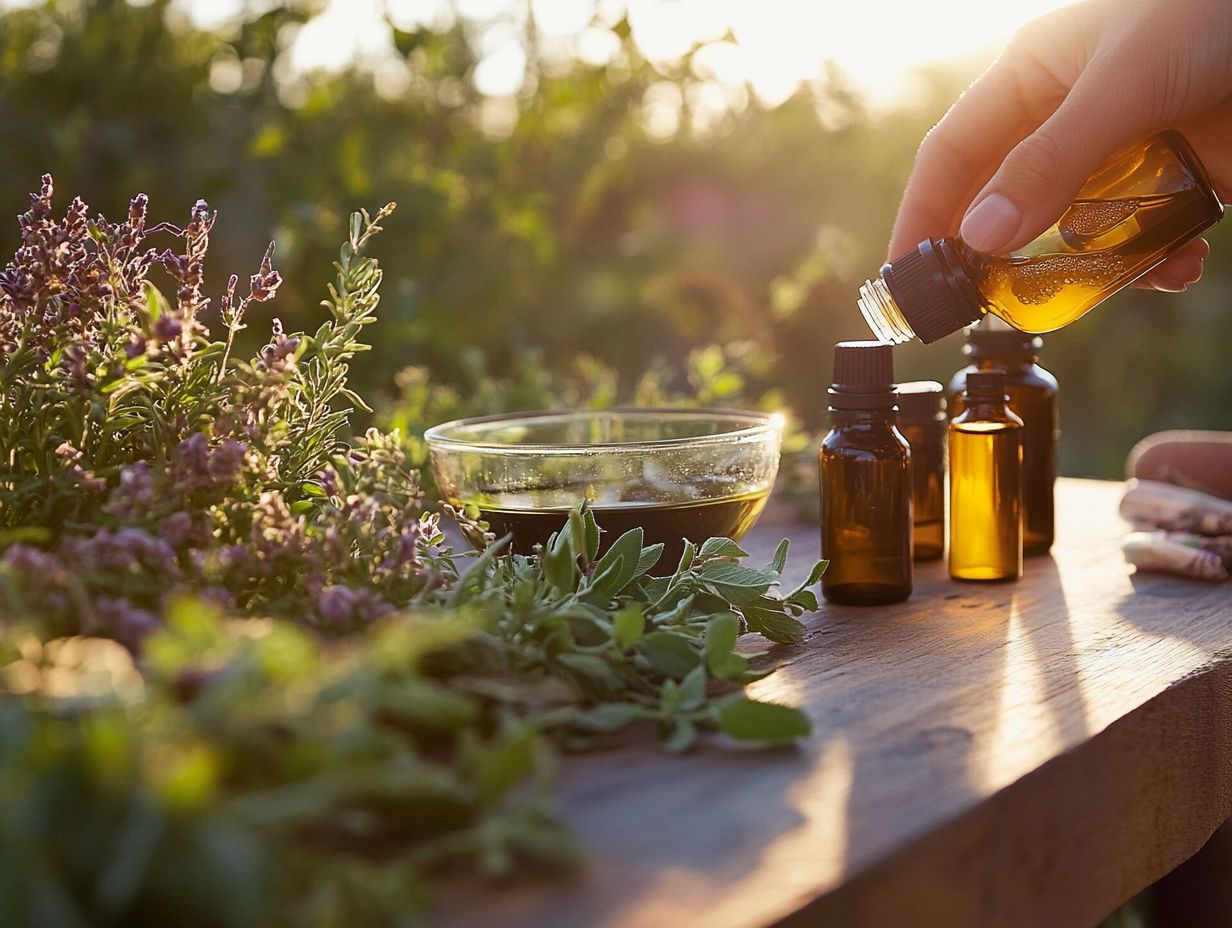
[
  {"xmin": 639, "ymin": 631, "xmax": 700, "ymax": 678},
  {"xmin": 663, "ymin": 718, "xmax": 697, "ymax": 754},
  {"xmin": 612, "ymin": 604, "xmax": 644, "ymax": 650},
  {"xmin": 714, "ymin": 697, "xmax": 811, "ymax": 745},
  {"xmin": 698, "ymin": 537, "xmax": 750, "ymax": 560}
]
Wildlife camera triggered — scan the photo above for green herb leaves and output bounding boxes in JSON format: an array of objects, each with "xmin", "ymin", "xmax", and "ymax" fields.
[{"xmin": 453, "ymin": 508, "xmax": 825, "ymax": 753}]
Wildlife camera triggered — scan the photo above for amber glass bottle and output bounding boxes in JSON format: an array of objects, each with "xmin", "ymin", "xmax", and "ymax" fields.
[
  {"xmin": 949, "ymin": 318, "xmax": 1057, "ymax": 555},
  {"xmin": 820, "ymin": 341, "xmax": 912, "ymax": 605},
  {"xmin": 949, "ymin": 370, "xmax": 1023, "ymax": 582},
  {"xmin": 859, "ymin": 132, "xmax": 1224, "ymax": 344},
  {"xmin": 896, "ymin": 381, "xmax": 946, "ymax": 561}
]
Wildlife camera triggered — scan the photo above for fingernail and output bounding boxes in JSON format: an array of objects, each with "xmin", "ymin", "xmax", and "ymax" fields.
[
  {"xmin": 1149, "ymin": 275, "xmax": 1187, "ymax": 293},
  {"xmin": 1173, "ymin": 255, "xmax": 1205, "ymax": 282},
  {"xmin": 960, "ymin": 194, "xmax": 1021, "ymax": 253}
]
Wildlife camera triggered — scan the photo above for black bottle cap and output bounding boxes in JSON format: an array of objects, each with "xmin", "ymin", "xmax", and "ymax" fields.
[
  {"xmin": 832, "ymin": 340, "xmax": 893, "ymax": 390},
  {"xmin": 964, "ymin": 369, "xmax": 1008, "ymax": 402},
  {"xmin": 895, "ymin": 380, "xmax": 946, "ymax": 422},
  {"xmin": 964, "ymin": 316, "xmax": 1042, "ymax": 357},
  {"xmin": 829, "ymin": 341, "xmax": 896, "ymax": 410},
  {"xmin": 883, "ymin": 239, "xmax": 984, "ymax": 344}
]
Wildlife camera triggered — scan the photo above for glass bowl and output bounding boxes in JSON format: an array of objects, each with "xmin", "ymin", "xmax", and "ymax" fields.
[{"xmin": 424, "ymin": 408, "xmax": 783, "ymax": 563}]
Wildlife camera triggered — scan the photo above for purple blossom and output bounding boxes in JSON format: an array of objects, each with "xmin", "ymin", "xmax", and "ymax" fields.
[
  {"xmin": 105, "ymin": 462, "xmax": 155, "ymax": 519},
  {"xmin": 63, "ymin": 527, "xmax": 180, "ymax": 579},
  {"xmin": 172, "ymin": 433, "xmax": 250, "ymax": 495},
  {"xmin": 159, "ymin": 511, "xmax": 197, "ymax": 549},
  {"xmin": 258, "ymin": 317, "xmax": 299, "ymax": 372},
  {"xmin": 93, "ymin": 595, "xmax": 161, "ymax": 649},
  {"xmin": 313, "ymin": 584, "xmax": 393, "ymax": 632}
]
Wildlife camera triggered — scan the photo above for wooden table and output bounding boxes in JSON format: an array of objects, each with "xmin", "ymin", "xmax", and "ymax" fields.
[{"xmin": 438, "ymin": 478, "xmax": 1232, "ymax": 928}]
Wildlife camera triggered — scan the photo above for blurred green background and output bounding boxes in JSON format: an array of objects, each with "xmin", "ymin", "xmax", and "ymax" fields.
[{"xmin": 2, "ymin": 0, "xmax": 1230, "ymax": 478}]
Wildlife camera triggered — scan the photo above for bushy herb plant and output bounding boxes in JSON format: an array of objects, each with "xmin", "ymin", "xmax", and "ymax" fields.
[{"xmin": 0, "ymin": 181, "xmax": 822, "ymax": 926}]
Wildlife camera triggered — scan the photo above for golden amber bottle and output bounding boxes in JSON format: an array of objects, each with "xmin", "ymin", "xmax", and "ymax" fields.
[
  {"xmin": 820, "ymin": 341, "xmax": 912, "ymax": 605},
  {"xmin": 949, "ymin": 370, "xmax": 1023, "ymax": 582},
  {"xmin": 860, "ymin": 132, "xmax": 1224, "ymax": 344},
  {"xmin": 949, "ymin": 318, "xmax": 1057, "ymax": 556},
  {"xmin": 895, "ymin": 381, "xmax": 946, "ymax": 561}
]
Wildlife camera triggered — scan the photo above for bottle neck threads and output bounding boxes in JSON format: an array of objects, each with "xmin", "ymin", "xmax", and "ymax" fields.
[
  {"xmin": 857, "ymin": 276, "xmax": 917, "ymax": 344},
  {"xmin": 963, "ymin": 369, "xmax": 1009, "ymax": 407},
  {"xmin": 859, "ymin": 238, "xmax": 984, "ymax": 345}
]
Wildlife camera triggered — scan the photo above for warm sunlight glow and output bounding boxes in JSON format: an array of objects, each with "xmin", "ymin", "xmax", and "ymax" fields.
[{"xmin": 162, "ymin": 0, "xmax": 1083, "ymax": 109}]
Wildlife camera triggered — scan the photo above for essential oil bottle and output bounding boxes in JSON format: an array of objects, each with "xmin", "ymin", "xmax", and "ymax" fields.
[
  {"xmin": 820, "ymin": 341, "xmax": 912, "ymax": 605},
  {"xmin": 948, "ymin": 317, "xmax": 1057, "ymax": 555},
  {"xmin": 949, "ymin": 369, "xmax": 1023, "ymax": 582},
  {"xmin": 859, "ymin": 131, "xmax": 1224, "ymax": 344},
  {"xmin": 896, "ymin": 381, "xmax": 946, "ymax": 562}
]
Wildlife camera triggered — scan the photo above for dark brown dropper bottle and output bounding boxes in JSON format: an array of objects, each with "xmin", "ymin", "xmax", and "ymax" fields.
[
  {"xmin": 859, "ymin": 132, "xmax": 1223, "ymax": 344},
  {"xmin": 820, "ymin": 341, "xmax": 912, "ymax": 605},
  {"xmin": 896, "ymin": 381, "xmax": 947, "ymax": 561},
  {"xmin": 949, "ymin": 317, "xmax": 1057, "ymax": 555}
]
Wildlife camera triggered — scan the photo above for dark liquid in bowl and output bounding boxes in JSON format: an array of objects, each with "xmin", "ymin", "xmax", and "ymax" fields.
[{"xmin": 478, "ymin": 491, "xmax": 770, "ymax": 567}]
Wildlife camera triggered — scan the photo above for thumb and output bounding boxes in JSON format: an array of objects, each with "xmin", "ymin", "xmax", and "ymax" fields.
[{"xmin": 958, "ymin": 65, "xmax": 1146, "ymax": 254}]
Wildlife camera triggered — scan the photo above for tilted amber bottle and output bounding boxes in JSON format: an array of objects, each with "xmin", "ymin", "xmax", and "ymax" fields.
[
  {"xmin": 895, "ymin": 380, "xmax": 946, "ymax": 562},
  {"xmin": 820, "ymin": 341, "xmax": 912, "ymax": 605},
  {"xmin": 949, "ymin": 370, "xmax": 1023, "ymax": 582},
  {"xmin": 859, "ymin": 132, "xmax": 1224, "ymax": 344},
  {"xmin": 949, "ymin": 317, "xmax": 1057, "ymax": 556}
]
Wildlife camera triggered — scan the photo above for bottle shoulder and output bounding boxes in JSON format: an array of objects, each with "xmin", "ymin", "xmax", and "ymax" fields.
[
  {"xmin": 822, "ymin": 422, "xmax": 911, "ymax": 457},
  {"xmin": 950, "ymin": 413, "xmax": 1023, "ymax": 433},
  {"xmin": 951, "ymin": 360, "xmax": 1058, "ymax": 396}
]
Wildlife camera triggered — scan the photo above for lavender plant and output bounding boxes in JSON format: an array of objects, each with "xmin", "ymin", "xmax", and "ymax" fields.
[{"xmin": 0, "ymin": 180, "xmax": 821, "ymax": 926}]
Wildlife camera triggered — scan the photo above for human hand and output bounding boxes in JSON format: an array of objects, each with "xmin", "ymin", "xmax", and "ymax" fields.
[{"xmin": 889, "ymin": 0, "xmax": 1232, "ymax": 291}]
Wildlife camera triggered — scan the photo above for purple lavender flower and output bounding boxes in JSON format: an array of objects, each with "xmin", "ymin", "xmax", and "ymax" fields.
[
  {"xmin": 93, "ymin": 595, "xmax": 161, "ymax": 649},
  {"xmin": 313, "ymin": 584, "xmax": 393, "ymax": 633}
]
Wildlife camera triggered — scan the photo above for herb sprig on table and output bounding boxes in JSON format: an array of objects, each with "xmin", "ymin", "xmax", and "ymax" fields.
[{"xmin": 0, "ymin": 180, "xmax": 821, "ymax": 926}]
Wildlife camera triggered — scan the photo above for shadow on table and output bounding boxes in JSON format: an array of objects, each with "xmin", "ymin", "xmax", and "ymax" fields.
[{"xmin": 444, "ymin": 552, "xmax": 1099, "ymax": 928}]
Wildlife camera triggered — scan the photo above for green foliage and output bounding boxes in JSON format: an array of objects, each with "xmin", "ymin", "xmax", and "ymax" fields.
[
  {"xmin": 1, "ymin": 512, "xmax": 821, "ymax": 924},
  {"xmin": 0, "ymin": 184, "xmax": 822, "ymax": 925},
  {"xmin": 1, "ymin": 0, "xmax": 1220, "ymax": 479}
]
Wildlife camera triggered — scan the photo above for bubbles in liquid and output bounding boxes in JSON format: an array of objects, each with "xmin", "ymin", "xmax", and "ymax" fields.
[
  {"xmin": 991, "ymin": 253, "xmax": 1127, "ymax": 306},
  {"xmin": 1059, "ymin": 199, "xmax": 1141, "ymax": 238}
]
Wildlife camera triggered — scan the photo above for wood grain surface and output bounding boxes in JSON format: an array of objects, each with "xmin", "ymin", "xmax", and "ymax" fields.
[{"xmin": 437, "ymin": 478, "xmax": 1232, "ymax": 928}]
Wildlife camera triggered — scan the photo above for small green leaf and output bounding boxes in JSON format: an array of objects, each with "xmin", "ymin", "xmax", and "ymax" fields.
[
  {"xmin": 473, "ymin": 726, "xmax": 539, "ymax": 803},
  {"xmin": 568, "ymin": 507, "xmax": 589, "ymax": 567},
  {"xmin": 555, "ymin": 653, "xmax": 625, "ymax": 694},
  {"xmin": 770, "ymin": 539, "xmax": 790, "ymax": 576},
  {"xmin": 583, "ymin": 506, "xmax": 600, "ymax": 562},
  {"xmin": 677, "ymin": 664, "xmax": 707, "ymax": 711},
  {"xmin": 143, "ymin": 280, "xmax": 168, "ymax": 323},
  {"xmin": 576, "ymin": 703, "xmax": 641, "ymax": 732},
  {"xmin": 640, "ymin": 631, "xmax": 700, "ymax": 678},
  {"xmin": 789, "ymin": 560, "xmax": 829, "ymax": 598},
  {"xmin": 788, "ymin": 589, "xmax": 820, "ymax": 613},
  {"xmin": 698, "ymin": 537, "xmax": 750, "ymax": 560},
  {"xmin": 674, "ymin": 540, "xmax": 696, "ymax": 575},
  {"xmin": 660, "ymin": 677, "xmax": 679, "ymax": 712},
  {"xmin": 699, "ymin": 560, "xmax": 777, "ymax": 590},
  {"xmin": 714, "ymin": 697, "xmax": 810, "ymax": 745},
  {"xmin": 743, "ymin": 605, "xmax": 806, "ymax": 645},
  {"xmin": 703, "ymin": 613, "xmax": 740, "ymax": 668},
  {"xmin": 613, "ymin": 604, "xmax": 644, "ymax": 650},
  {"xmin": 0, "ymin": 526, "xmax": 52, "ymax": 546},
  {"xmin": 634, "ymin": 543, "xmax": 665, "ymax": 578},
  {"xmin": 663, "ymin": 718, "xmax": 697, "ymax": 753},
  {"xmin": 585, "ymin": 554, "xmax": 626, "ymax": 602},
  {"xmin": 591, "ymin": 527, "xmax": 643, "ymax": 595},
  {"xmin": 543, "ymin": 531, "xmax": 577, "ymax": 593}
]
